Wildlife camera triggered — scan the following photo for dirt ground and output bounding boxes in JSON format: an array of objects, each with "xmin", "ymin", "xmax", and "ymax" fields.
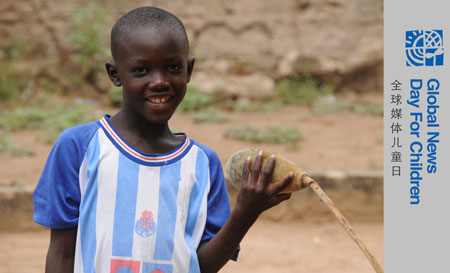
[
  {"xmin": 0, "ymin": 220, "xmax": 383, "ymax": 273},
  {"xmin": 0, "ymin": 100, "xmax": 383, "ymax": 188},
  {"xmin": 0, "ymin": 98, "xmax": 384, "ymax": 273}
]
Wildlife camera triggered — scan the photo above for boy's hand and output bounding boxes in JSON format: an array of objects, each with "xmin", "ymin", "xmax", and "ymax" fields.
[
  {"xmin": 197, "ymin": 151, "xmax": 293, "ymax": 273},
  {"xmin": 234, "ymin": 150, "xmax": 294, "ymax": 223}
]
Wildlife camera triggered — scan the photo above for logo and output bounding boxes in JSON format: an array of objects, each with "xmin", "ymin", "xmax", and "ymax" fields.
[
  {"xmin": 135, "ymin": 210, "xmax": 156, "ymax": 237},
  {"xmin": 406, "ymin": 30, "xmax": 444, "ymax": 66},
  {"xmin": 110, "ymin": 259, "xmax": 140, "ymax": 273},
  {"xmin": 111, "ymin": 259, "xmax": 169, "ymax": 273}
]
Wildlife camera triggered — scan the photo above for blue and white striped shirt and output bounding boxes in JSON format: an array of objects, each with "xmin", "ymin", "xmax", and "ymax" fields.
[{"xmin": 33, "ymin": 115, "xmax": 233, "ymax": 273}]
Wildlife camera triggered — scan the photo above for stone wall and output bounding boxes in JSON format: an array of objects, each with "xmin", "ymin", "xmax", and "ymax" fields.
[{"xmin": 0, "ymin": 0, "xmax": 383, "ymax": 99}]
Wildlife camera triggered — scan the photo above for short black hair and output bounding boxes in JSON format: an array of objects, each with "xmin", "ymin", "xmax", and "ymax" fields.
[{"xmin": 110, "ymin": 6, "xmax": 188, "ymax": 60}]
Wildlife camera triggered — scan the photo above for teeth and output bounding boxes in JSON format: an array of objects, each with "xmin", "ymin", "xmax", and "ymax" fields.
[{"xmin": 149, "ymin": 96, "xmax": 170, "ymax": 103}]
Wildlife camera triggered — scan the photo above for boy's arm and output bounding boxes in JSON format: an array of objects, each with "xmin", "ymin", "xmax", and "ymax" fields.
[
  {"xmin": 45, "ymin": 227, "xmax": 77, "ymax": 273},
  {"xmin": 197, "ymin": 152, "xmax": 293, "ymax": 273}
]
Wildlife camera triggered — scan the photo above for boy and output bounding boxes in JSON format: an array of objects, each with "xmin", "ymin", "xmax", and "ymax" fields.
[{"xmin": 33, "ymin": 6, "xmax": 294, "ymax": 273}]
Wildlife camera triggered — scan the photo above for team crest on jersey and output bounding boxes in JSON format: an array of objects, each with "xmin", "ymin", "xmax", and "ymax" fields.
[{"xmin": 135, "ymin": 210, "xmax": 156, "ymax": 237}]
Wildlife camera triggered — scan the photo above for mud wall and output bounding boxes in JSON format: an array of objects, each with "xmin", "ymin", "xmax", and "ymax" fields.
[{"xmin": 0, "ymin": 0, "xmax": 383, "ymax": 98}]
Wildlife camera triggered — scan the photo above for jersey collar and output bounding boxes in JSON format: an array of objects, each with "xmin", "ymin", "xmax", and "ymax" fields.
[{"xmin": 98, "ymin": 115, "xmax": 192, "ymax": 166}]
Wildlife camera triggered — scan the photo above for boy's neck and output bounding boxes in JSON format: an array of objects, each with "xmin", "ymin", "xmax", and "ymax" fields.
[{"xmin": 109, "ymin": 109, "xmax": 182, "ymax": 155}]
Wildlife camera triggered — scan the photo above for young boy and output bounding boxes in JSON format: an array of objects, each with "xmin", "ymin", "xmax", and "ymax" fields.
[{"xmin": 33, "ymin": 6, "xmax": 294, "ymax": 273}]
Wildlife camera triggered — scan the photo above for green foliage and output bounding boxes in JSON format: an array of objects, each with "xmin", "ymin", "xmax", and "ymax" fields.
[
  {"xmin": 44, "ymin": 106, "xmax": 95, "ymax": 142},
  {"xmin": 0, "ymin": 108, "xmax": 47, "ymax": 131},
  {"xmin": 192, "ymin": 109, "xmax": 233, "ymax": 123},
  {"xmin": 276, "ymin": 75, "xmax": 333, "ymax": 106},
  {"xmin": 9, "ymin": 179, "xmax": 24, "ymax": 187},
  {"xmin": 0, "ymin": 64, "xmax": 25, "ymax": 101},
  {"xmin": 68, "ymin": 3, "xmax": 109, "ymax": 74},
  {"xmin": 224, "ymin": 125, "xmax": 302, "ymax": 147},
  {"xmin": 0, "ymin": 36, "xmax": 32, "ymax": 101},
  {"xmin": 312, "ymin": 100, "xmax": 384, "ymax": 116},
  {"xmin": 225, "ymin": 98, "xmax": 282, "ymax": 113},
  {"xmin": 350, "ymin": 104, "xmax": 383, "ymax": 116},
  {"xmin": 311, "ymin": 101, "xmax": 348, "ymax": 115},
  {"xmin": 0, "ymin": 132, "xmax": 33, "ymax": 157},
  {"xmin": 109, "ymin": 86, "xmax": 123, "ymax": 107},
  {"xmin": 177, "ymin": 85, "xmax": 215, "ymax": 113},
  {"xmin": 2, "ymin": 36, "xmax": 28, "ymax": 60},
  {"xmin": 0, "ymin": 104, "xmax": 96, "ymax": 143}
]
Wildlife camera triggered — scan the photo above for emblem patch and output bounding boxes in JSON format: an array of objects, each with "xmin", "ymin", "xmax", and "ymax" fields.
[{"xmin": 135, "ymin": 210, "xmax": 156, "ymax": 237}]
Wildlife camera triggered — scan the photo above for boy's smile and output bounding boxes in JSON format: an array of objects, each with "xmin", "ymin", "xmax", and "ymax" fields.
[{"xmin": 106, "ymin": 26, "xmax": 194, "ymax": 125}]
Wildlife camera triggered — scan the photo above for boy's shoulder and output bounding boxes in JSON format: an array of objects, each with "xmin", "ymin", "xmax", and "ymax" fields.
[
  {"xmin": 51, "ymin": 120, "xmax": 101, "ymax": 162},
  {"xmin": 57, "ymin": 120, "xmax": 100, "ymax": 144},
  {"xmin": 190, "ymin": 139, "xmax": 224, "ymax": 172},
  {"xmin": 191, "ymin": 140, "xmax": 220, "ymax": 161}
]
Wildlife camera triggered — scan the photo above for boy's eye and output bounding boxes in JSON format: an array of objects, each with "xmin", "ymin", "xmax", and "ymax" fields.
[
  {"xmin": 132, "ymin": 67, "xmax": 148, "ymax": 74},
  {"xmin": 168, "ymin": 64, "xmax": 183, "ymax": 73}
]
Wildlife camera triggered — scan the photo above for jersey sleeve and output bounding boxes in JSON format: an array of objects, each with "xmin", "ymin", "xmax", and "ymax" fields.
[
  {"xmin": 33, "ymin": 122, "xmax": 98, "ymax": 229},
  {"xmin": 197, "ymin": 144, "xmax": 239, "ymax": 260}
]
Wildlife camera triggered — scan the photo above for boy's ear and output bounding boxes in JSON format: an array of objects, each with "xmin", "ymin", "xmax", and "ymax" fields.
[
  {"xmin": 187, "ymin": 57, "xmax": 195, "ymax": 83},
  {"xmin": 105, "ymin": 61, "xmax": 122, "ymax": 86}
]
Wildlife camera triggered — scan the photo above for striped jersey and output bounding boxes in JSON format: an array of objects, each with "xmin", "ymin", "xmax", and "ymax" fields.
[{"xmin": 33, "ymin": 115, "xmax": 234, "ymax": 273}]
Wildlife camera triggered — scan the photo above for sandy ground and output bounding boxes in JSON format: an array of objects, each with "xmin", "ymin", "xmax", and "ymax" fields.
[
  {"xmin": 0, "ymin": 220, "xmax": 383, "ymax": 273},
  {"xmin": 0, "ymin": 104, "xmax": 383, "ymax": 187}
]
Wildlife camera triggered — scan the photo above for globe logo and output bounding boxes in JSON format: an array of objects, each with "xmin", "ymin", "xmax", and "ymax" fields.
[{"xmin": 406, "ymin": 30, "xmax": 444, "ymax": 66}]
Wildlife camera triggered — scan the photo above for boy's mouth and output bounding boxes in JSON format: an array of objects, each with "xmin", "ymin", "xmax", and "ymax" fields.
[{"xmin": 146, "ymin": 96, "xmax": 173, "ymax": 104}]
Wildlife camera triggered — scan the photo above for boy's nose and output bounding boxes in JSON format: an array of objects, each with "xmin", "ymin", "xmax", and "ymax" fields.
[{"xmin": 148, "ymin": 72, "xmax": 170, "ymax": 91}]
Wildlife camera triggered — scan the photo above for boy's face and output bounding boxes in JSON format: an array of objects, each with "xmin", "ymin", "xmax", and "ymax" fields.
[{"xmin": 106, "ymin": 27, "xmax": 194, "ymax": 125}]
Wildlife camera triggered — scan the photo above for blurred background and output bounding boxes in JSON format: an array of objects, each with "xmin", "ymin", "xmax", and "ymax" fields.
[{"xmin": 0, "ymin": 0, "xmax": 383, "ymax": 272}]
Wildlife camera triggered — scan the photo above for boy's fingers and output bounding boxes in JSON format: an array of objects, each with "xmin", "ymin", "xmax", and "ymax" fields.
[
  {"xmin": 267, "ymin": 193, "xmax": 292, "ymax": 209},
  {"xmin": 260, "ymin": 154, "xmax": 276, "ymax": 186},
  {"xmin": 251, "ymin": 150, "xmax": 264, "ymax": 183},
  {"xmin": 270, "ymin": 171, "xmax": 294, "ymax": 195},
  {"xmin": 242, "ymin": 156, "xmax": 252, "ymax": 183}
]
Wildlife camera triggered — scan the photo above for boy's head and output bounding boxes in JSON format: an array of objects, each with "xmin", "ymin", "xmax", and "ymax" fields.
[
  {"xmin": 106, "ymin": 7, "xmax": 195, "ymax": 125},
  {"xmin": 110, "ymin": 7, "xmax": 189, "ymax": 61}
]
